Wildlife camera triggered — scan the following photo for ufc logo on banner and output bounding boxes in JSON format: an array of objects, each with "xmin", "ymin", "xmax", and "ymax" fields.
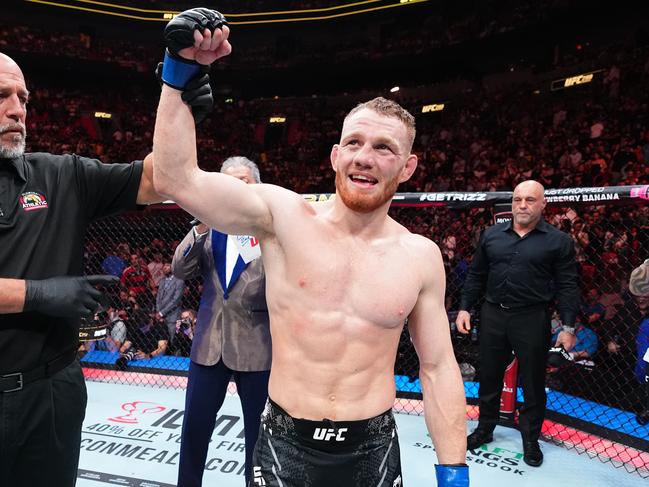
[
  {"xmin": 312, "ymin": 427, "xmax": 348, "ymax": 441},
  {"xmin": 253, "ymin": 466, "xmax": 266, "ymax": 486}
]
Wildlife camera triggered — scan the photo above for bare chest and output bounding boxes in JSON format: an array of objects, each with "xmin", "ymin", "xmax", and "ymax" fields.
[{"xmin": 270, "ymin": 232, "xmax": 421, "ymax": 328}]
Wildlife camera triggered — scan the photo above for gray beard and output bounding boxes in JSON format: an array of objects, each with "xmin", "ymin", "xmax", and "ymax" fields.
[
  {"xmin": 0, "ymin": 124, "xmax": 27, "ymax": 158},
  {"xmin": 0, "ymin": 139, "xmax": 26, "ymax": 159}
]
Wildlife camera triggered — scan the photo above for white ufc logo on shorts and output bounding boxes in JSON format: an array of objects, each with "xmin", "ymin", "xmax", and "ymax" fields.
[
  {"xmin": 253, "ymin": 466, "xmax": 266, "ymax": 486},
  {"xmin": 312, "ymin": 427, "xmax": 348, "ymax": 441},
  {"xmin": 393, "ymin": 474, "xmax": 402, "ymax": 486}
]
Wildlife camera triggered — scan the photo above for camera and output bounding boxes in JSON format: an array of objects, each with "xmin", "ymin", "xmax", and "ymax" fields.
[
  {"xmin": 79, "ymin": 310, "xmax": 109, "ymax": 342},
  {"xmin": 178, "ymin": 317, "xmax": 193, "ymax": 331},
  {"xmin": 115, "ymin": 349, "xmax": 138, "ymax": 371}
]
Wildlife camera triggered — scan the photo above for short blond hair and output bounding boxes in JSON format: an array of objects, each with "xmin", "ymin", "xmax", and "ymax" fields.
[{"xmin": 344, "ymin": 97, "xmax": 416, "ymax": 152}]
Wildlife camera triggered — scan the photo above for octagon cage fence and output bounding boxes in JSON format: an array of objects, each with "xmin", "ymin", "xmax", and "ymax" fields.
[{"xmin": 79, "ymin": 184, "xmax": 649, "ymax": 477}]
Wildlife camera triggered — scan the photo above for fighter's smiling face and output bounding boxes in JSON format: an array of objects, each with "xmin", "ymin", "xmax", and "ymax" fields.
[{"xmin": 331, "ymin": 108, "xmax": 417, "ymax": 213}]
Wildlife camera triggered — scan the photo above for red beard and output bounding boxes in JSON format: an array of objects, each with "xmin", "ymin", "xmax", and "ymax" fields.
[{"xmin": 335, "ymin": 170, "xmax": 400, "ymax": 213}]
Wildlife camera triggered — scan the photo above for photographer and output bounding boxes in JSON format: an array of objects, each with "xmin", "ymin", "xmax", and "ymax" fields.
[
  {"xmin": 88, "ymin": 308, "xmax": 127, "ymax": 353},
  {"xmin": 173, "ymin": 309, "xmax": 196, "ymax": 357},
  {"xmin": 115, "ymin": 309, "xmax": 168, "ymax": 370},
  {"xmin": 79, "ymin": 308, "xmax": 125, "ymax": 354}
]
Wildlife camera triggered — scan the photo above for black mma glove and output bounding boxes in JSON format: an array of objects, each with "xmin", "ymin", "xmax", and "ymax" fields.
[
  {"xmin": 160, "ymin": 8, "xmax": 227, "ymax": 90},
  {"xmin": 155, "ymin": 62, "xmax": 213, "ymax": 124},
  {"xmin": 24, "ymin": 275, "xmax": 119, "ymax": 319},
  {"xmin": 164, "ymin": 8, "xmax": 227, "ymax": 56}
]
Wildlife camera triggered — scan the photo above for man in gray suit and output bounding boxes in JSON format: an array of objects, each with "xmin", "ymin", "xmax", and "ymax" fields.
[
  {"xmin": 172, "ymin": 156, "xmax": 271, "ymax": 487},
  {"xmin": 155, "ymin": 262, "xmax": 185, "ymax": 343}
]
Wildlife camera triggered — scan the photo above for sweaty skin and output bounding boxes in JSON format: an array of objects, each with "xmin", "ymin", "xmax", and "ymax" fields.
[
  {"xmin": 152, "ymin": 26, "xmax": 467, "ymax": 464},
  {"xmin": 262, "ymin": 197, "xmax": 427, "ymax": 420}
]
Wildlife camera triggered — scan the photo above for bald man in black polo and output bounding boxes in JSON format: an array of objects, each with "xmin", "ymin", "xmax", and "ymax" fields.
[{"xmin": 456, "ymin": 180, "xmax": 579, "ymax": 468}]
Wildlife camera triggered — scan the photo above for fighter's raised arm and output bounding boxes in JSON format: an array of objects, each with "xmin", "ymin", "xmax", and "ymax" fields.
[{"xmin": 152, "ymin": 9, "xmax": 276, "ymax": 238}]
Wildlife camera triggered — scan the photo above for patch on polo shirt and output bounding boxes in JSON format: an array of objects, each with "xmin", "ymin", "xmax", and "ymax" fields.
[{"xmin": 20, "ymin": 191, "xmax": 48, "ymax": 211}]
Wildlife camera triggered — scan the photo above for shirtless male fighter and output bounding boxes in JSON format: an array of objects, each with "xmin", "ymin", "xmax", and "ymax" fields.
[{"xmin": 152, "ymin": 8, "xmax": 469, "ymax": 486}]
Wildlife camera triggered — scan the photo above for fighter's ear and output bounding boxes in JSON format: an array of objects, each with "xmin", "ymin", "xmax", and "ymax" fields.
[
  {"xmin": 330, "ymin": 145, "xmax": 340, "ymax": 172},
  {"xmin": 398, "ymin": 154, "xmax": 418, "ymax": 183}
]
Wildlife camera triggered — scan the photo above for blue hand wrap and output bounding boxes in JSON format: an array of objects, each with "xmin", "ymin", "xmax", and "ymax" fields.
[
  {"xmin": 435, "ymin": 464, "xmax": 469, "ymax": 486},
  {"xmin": 161, "ymin": 50, "xmax": 201, "ymax": 90}
]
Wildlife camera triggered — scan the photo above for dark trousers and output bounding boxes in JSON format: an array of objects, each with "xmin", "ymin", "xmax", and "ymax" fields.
[
  {"xmin": 477, "ymin": 302, "xmax": 551, "ymax": 441},
  {"xmin": 178, "ymin": 359, "xmax": 270, "ymax": 487},
  {"xmin": 0, "ymin": 360, "xmax": 87, "ymax": 487}
]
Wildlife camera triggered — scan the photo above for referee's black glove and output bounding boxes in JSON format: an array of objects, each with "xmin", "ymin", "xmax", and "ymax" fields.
[{"xmin": 24, "ymin": 275, "xmax": 119, "ymax": 319}]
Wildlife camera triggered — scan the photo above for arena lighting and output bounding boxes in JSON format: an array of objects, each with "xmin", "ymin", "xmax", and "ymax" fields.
[
  {"xmin": 390, "ymin": 86, "xmax": 400, "ymax": 93},
  {"xmin": 23, "ymin": 0, "xmax": 430, "ymax": 24},
  {"xmin": 550, "ymin": 69, "xmax": 604, "ymax": 91},
  {"xmin": 225, "ymin": 98, "xmax": 234, "ymax": 104},
  {"xmin": 269, "ymin": 117, "xmax": 286, "ymax": 123},
  {"xmin": 421, "ymin": 103, "xmax": 445, "ymax": 113},
  {"xmin": 94, "ymin": 112, "xmax": 112, "ymax": 119}
]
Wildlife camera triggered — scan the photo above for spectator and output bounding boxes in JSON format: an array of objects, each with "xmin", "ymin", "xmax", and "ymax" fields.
[
  {"xmin": 173, "ymin": 309, "xmax": 196, "ymax": 357},
  {"xmin": 570, "ymin": 218, "xmax": 590, "ymax": 268},
  {"xmin": 115, "ymin": 309, "xmax": 168, "ymax": 370},
  {"xmin": 631, "ymin": 261, "xmax": 649, "ymax": 424},
  {"xmin": 121, "ymin": 254, "xmax": 154, "ymax": 304},
  {"xmin": 116, "ymin": 289, "xmax": 136, "ymax": 317},
  {"xmin": 598, "ymin": 292, "xmax": 649, "ymax": 414},
  {"xmin": 599, "ymin": 279, "xmax": 625, "ymax": 321},
  {"xmin": 581, "ymin": 288, "xmax": 607, "ymax": 335},
  {"xmin": 101, "ymin": 245, "xmax": 128, "ymax": 277},
  {"xmin": 91, "ymin": 308, "xmax": 128, "ymax": 353},
  {"xmin": 155, "ymin": 262, "xmax": 185, "ymax": 342},
  {"xmin": 635, "ymin": 313, "xmax": 649, "ymax": 384},
  {"xmin": 553, "ymin": 317, "xmax": 598, "ymax": 363},
  {"xmin": 635, "ymin": 315, "xmax": 649, "ymax": 425},
  {"xmin": 148, "ymin": 251, "xmax": 166, "ymax": 286}
]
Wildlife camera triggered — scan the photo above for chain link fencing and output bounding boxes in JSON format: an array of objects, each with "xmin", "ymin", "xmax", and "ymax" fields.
[{"xmin": 80, "ymin": 185, "xmax": 649, "ymax": 476}]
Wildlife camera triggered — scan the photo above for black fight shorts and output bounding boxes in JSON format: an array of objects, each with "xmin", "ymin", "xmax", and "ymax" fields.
[{"xmin": 249, "ymin": 398, "xmax": 403, "ymax": 487}]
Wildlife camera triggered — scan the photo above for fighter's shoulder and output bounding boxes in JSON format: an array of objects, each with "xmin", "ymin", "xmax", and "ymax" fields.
[
  {"xmin": 252, "ymin": 183, "xmax": 301, "ymax": 202},
  {"xmin": 400, "ymin": 230, "xmax": 442, "ymax": 260},
  {"xmin": 253, "ymin": 183, "xmax": 320, "ymax": 213}
]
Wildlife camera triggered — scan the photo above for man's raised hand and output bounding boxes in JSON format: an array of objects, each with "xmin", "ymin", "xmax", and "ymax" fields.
[{"xmin": 166, "ymin": 8, "xmax": 231, "ymax": 66}]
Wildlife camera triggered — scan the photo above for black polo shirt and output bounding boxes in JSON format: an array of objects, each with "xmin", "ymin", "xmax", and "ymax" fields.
[
  {"xmin": 459, "ymin": 219, "xmax": 580, "ymax": 326},
  {"xmin": 0, "ymin": 152, "xmax": 143, "ymax": 374}
]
